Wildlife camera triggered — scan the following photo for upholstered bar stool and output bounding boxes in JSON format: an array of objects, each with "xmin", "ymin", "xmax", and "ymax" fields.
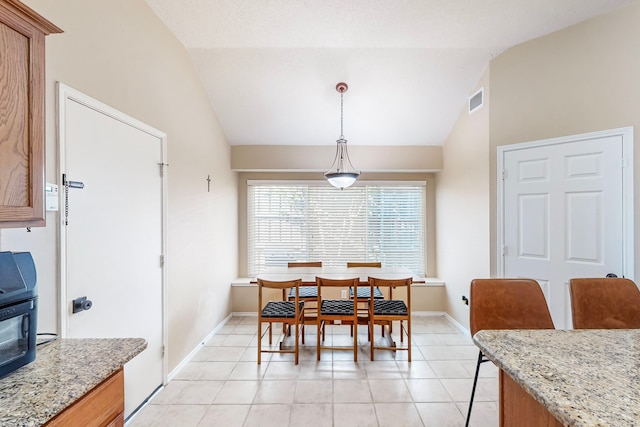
[
  {"xmin": 569, "ymin": 277, "xmax": 640, "ymax": 329},
  {"xmin": 466, "ymin": 278, "xmax": 555, "ymax": 427}
]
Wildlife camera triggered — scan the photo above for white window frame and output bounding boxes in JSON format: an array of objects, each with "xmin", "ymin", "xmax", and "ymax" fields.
[{"xmin": 247, "ymin": 180, "xmax": 426, "ymax": 277}]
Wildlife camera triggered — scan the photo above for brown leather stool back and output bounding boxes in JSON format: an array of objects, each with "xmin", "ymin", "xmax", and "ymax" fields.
[
  {"xmin": 569, "ymin": 278, "xmax": 640, "ymax": 329},
  {"xmin": 469, "ymin": 278, "xmax": 555, "ymax": 337}
]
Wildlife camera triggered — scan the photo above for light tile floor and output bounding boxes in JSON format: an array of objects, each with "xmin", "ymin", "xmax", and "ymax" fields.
[{"xmin": 128, "ymin": 314, "xmax": 498, "ymax": 427}]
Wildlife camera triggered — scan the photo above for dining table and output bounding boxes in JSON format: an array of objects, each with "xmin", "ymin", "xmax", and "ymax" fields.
[{"xmin": 254, "ymin": 266, "xmax": 418, "ymax": 284}]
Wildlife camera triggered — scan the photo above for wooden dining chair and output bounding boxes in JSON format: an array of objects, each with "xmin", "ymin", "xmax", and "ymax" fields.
[
  {"xmin": 465, "ymin": 278, "xmax": 555, "ymax": 427},
  {"xmin": 569, "ymin": 277, "xmax": 640, "ymax": 329},
  {"xmin": 368, "ymin": 277, "xmax": 412, "ymax": 361},
  {"xmin": 316, "ymin": 277, "xmax": 362, "ymax": 361},
  {"xmin": 257, "ymin": 278, "xmax": 304, "ymax": 364},
  {"xmin": 346, "ymin": 262, "xmax": 383, "ymax": 338},
  {"xmin": 347, "ymin": 261, "xmax": 384, "ymax": 299},
  {"xmin": 286, "ymin": 262, "xmax": 322, "ymax": 338},
  {"xmin": 286, "ymin": 261, "xmax": 322, "ymax": 300},
  {"xmin": 346, "ymin": 261, "xmax": 382, "ymax": 268},
  {"xmin": 288, "ymin": 261, "xmax": 322, "ymax": 268}
]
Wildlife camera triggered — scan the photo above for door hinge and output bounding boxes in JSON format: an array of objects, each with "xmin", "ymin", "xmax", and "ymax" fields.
[
  {"xmin": 501, "ymin": 170, "xmax": 506, "ymax": 181},
  {"xmin": 161, "ymin": 345, "xmax": 165, "ymax": 357},
  {"xmin": 502, "ymin": 245, "xmax": 507, "ymax": 256},
  {"xmin": 160, "ymin": 254, "xmax": 165, "ymax": 267},
  {"xmin": 158, "ymin": 162, "xmax": 169, "ymax": 177}
]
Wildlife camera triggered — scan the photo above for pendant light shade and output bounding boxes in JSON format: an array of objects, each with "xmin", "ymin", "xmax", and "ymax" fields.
[{"xmin": 324, "ymin": 82, "xmax": 359, "ymax": 189}]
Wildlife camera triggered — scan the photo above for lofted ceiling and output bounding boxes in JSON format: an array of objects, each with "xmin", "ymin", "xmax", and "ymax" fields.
[{"xmin": 144, "ymin": 0, "xmax": 634, "ymax": 147}]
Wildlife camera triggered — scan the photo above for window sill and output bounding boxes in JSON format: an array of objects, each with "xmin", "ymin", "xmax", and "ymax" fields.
[{"xmin": 231, "ymin": 277, "xmax": 445, "ymax": 287}]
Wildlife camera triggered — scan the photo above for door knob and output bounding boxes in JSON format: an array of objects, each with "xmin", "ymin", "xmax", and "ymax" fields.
[
  {"xmin": 606, "ymin": 273, "xmax": 618, "ymax": 278},
  {"xmin": 72, "ymin": 296, "xmax": 93, "ymax": 313}
]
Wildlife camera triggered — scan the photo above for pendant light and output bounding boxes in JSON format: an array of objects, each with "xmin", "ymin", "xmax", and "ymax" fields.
[{"xmin": 324, "ymin": 82, "xmax": 360, "ymax": 189}]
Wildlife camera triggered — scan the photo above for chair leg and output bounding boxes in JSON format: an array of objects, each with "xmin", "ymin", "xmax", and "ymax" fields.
[
  {"xmin": 353, "ymin": 320, "xmax": 358, "ymax": 362},
  {"xmin": 257, "ymin": 318, "xmax": 262, "ymax": 365},
  {"xmin": 317, "ymin": 320, "xmax": 322, "ymax": 361},
  {"xmin": 370, "ymin": 318, "xmax": 375, "ymax": 361},
  {"xmin": 407, "ymin": 318, "xmax": 411, "ymax": 362},
  {"xmin": 465, "ymin": 350, "xmax": 485, "ymax": 427},
  {"xmin": 294, "ymin": 321, "xmax": 299, "ymax": 365}
]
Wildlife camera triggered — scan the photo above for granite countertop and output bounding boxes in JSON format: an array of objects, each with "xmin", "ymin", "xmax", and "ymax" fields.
[
  {"xmin": 0, "ymin": 338, "xmax": 147, "ymax": 427},
  {"xmin": 473, "ymin": 329, "xmax": 640, "ymax": 427}
]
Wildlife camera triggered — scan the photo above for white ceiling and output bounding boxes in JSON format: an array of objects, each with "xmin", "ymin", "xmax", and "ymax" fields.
[{"xmin": 144, "ymin": 0, "xmax": 633, "ymax": 146}]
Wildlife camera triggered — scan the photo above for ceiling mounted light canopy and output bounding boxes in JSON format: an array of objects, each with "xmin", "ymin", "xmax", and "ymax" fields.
[{"xmin": 324, "ymin": 82, "xmax": 360, "ymax": 189}]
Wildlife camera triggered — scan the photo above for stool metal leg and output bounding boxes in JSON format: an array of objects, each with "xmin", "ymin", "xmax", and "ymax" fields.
[{"xmin": 466, "ymin": 349, "xmax": 489, "ymax": 427}]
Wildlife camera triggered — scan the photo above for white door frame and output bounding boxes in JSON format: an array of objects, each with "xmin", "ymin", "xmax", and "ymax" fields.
[
  {"xmin": 497, "ymin": 127, "xmax": 634, "ymax": 279},
  {"xmin": 57, "ymin": 82, "xmax": 168, "ymax": 384}
]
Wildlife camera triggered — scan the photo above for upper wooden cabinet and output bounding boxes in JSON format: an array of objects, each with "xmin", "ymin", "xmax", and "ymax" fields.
[{"xmin": 0, "ymin": 0, "xmax": 61, "ymax": 228}]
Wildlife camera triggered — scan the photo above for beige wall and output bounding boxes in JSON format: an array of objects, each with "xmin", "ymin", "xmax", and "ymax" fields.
[
  {"xmin": 0, "ymin": 0, "xmax": 238, "ymax": 372},
  {"xmin": 435, "ymin": 70, "xmax": 491, "ymax": 330},
  {"xmin": 437, "ymin": 1, "xmax": 640, "ymax": 330},
  {"xmin": 488, "ymin": 2, "xmax": 640, "ymax": 276},
  {"xmin": 237, "ymin": 172, "xmax": 438, "ymax": 279},
  {"xmin": 232, "ymin": 145, "xmax": 442, "ymax": 172}
]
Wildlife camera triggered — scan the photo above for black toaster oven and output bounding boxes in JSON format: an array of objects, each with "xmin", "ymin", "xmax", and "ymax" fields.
[{"xmin": 0, "ymin": 251, "xmax": 37, "ymax": 379}]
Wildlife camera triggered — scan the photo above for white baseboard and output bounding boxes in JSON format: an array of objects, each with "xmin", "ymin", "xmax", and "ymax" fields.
[
  {"xmin": 443, "ymin": 312, "xmax": 471, "ymax": 337},
  {"xmin": 167, "ymin": 312, "xmax": 233, "ymax": 381}
]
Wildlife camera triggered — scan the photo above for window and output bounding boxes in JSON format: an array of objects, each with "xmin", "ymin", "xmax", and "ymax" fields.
[{"xmin": 247, "ymin": 181, "xmax": 426, "ymax": 276}]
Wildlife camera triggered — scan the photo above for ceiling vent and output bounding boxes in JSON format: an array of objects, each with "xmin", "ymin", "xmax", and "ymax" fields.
[{"xmin": 468, "ymin": 87, "xmax": 484, "ymax": 114}]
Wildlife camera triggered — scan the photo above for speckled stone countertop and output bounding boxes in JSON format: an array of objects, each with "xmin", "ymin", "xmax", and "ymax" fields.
[
  {"xmin": 474, "ymin": 329, "xmax": 640, "ymax": 427},
  {"xmin": 0, "ymin": 338, "xmax": 147, "ymax": 427}
]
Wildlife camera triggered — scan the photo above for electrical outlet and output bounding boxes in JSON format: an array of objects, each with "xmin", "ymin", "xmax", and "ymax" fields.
[{"xmin": 341, "ymin": 290, "xmax": 347, "ymax": 298}]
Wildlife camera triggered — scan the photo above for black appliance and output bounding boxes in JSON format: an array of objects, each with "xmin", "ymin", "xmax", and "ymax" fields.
[{"xmin": 0, "ymin": 251, "xmax": 37, "ymax": 379}]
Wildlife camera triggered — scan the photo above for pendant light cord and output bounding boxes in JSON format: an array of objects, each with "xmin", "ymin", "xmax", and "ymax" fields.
[{"xmin": 340, "ymin": 91, "xmax": 344, "ymax": 139}]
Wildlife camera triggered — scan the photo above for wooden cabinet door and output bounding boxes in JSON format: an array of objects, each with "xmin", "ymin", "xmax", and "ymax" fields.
[
  {"xmin": 0, "ymin": 0, "xmax": 61, "ymax": 228},
  {"xmin": 44, "ymin": 369, "xmax": 125, "ymax": 427}
]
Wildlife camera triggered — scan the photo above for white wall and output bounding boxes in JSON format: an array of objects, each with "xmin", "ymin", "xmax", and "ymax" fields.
[{"xmin": 0, "ymin": 0, "xmax": 238, "ymax": 372}]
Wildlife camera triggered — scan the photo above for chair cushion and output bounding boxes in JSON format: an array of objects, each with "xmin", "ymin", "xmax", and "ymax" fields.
[
  {"xmin": 373, "ymin": 300, "xmax": 408, "ymax": 316},
  {"xmin": 349, "ymin": 287, "xmax": 384, "ymax": 299},
  {"xmin": 261, "ymin": 301, "xmax": 304, "ymax": 318},
  {"xmin": 321, "ymin": 299, "xmax": 354, "ymax": 315},
  {"xmin": 288, "ymin": 286, "xmax": 318, "ymax": 299}
]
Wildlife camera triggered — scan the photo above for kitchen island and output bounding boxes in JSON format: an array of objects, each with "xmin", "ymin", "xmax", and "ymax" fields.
[
  {"xmin": 0, "ymin": 338, "xmax": 147, "ymax": 426},
  {"xmin": 473, "ymin": 329, "xmax": 640, "ymax": 427}
]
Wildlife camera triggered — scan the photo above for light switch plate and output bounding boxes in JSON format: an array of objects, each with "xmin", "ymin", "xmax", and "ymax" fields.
[{"xmin": 45, "ymin": 183, "xmax": 59, "ymax": 211}]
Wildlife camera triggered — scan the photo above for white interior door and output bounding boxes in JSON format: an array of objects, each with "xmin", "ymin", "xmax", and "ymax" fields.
[
  {"xmin": 58, "ymin": 84, "xmax": 167, "ymax": 417},
  {"xmin": 499, "ymin": 128, "xmax": 633, "ymax": 329}
]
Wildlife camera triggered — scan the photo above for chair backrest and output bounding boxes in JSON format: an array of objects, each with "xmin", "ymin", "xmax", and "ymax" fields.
[
  {"xmin": 347, "ymin": 262, "xmax": 382, "ymax": 268},
  {"xmin": 288, "ymin": 261, "xmax": 322, "ymax": 268},
  {"xmin": 316, "ymin": 277, "xmax": 359, "ymax": 301},
  {"xmin": 258, "ymin": 278, "xmax": 302, "ymax": 308},
  {"xmin": 569, "ymin": 277, "xmax": 640, "ymax": 329},
  {"xmin": 469, "ymin": 278, "xmax": 554, "ymax": 337},
  {"xmin": 368, "ymin": 277, "xmax": 412, "ymax": 304}
]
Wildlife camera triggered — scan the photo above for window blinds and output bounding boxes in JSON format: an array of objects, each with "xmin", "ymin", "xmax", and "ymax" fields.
[{"xmin": 247, "ymin": 182, "xmax": 426, "ymax": 276}]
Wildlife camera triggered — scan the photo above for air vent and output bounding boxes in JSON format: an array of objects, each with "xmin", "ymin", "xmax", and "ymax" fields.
[{"xmin": 468, "ymin": 87, "xmax": 484, "ymax": 114}]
